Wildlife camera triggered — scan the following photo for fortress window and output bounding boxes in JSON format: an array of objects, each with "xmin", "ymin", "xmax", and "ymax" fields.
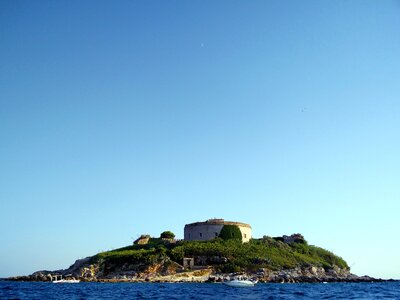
[
  {"xmin": 215, "ymin": 232, "xmax": 218, "ymax": 237},
  {"xmin": 244, "ymin": 234, "xmax": 247, "ymax": 238},
  {"xmin": 199, "ymin": 232, "xmax": 202, "ymax": 237},
  {"xmin": 189, "ymin": 233, "xmax": 191, "ymax": 239}
]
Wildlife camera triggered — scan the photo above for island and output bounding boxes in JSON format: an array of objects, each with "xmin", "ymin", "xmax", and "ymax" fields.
[{"xmin": 7, "ymin": 219, "xmax": 383, "ymax": 283}]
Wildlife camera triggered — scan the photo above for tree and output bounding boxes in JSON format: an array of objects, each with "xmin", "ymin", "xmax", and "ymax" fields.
[
  {"xmin": 218, "ymin": 225, "xmax": 242, "ymax": 242},
  {"xmin": 160, "ymin": 231, "xmax": 175, "ymax": 239}
]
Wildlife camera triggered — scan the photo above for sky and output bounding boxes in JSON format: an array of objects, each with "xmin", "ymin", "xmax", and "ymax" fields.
[{"xmin": 0, "ymin": 0, "xmax": 399, "ymax": 279}]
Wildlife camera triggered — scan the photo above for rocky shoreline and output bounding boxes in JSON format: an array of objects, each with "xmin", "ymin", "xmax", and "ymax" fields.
[{"xmin": 6, "ymin": 265, "xmax": 391, "ymax": 284}]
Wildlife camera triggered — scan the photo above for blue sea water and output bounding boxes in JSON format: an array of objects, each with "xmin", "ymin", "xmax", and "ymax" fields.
[{"xmin": 0, "ymin": 281, "xmax": 399, "ymax": 299}]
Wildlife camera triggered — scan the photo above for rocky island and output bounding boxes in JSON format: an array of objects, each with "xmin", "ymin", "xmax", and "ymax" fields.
[{"xmin": 6, "ymin": 219, "xmax": 385, "ymax": 283}]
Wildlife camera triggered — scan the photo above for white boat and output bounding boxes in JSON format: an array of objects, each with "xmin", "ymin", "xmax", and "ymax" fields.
[
  {"xmin": 52, "ymin": 275, "xmax": 80, "ymax": 283},
  {"xmin": 223, "ymin": 279, "xmax": 256, "ymax": 287},
  {"xmin": 53, "ymin": 278, "xmax": 80, "ymax": 283}
]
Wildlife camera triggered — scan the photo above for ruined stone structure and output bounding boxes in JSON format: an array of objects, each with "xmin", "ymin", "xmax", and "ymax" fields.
[
  {"xmin": 184, "ymin": 218, "xmax": 252, "ymax": 243},
  {"xmin": 282, "ymin": 233, "xmax": 305, "ymax": 244},
  {"xmin": 182, "ymin": 258, "xmax": 194, "ymax": 269},
  {"xmin": 133, "ymin": 235, "xmax": 150, "ymax": 245}
]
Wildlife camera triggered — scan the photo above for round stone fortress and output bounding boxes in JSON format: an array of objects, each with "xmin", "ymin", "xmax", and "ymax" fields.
[{"xmin": 184, "ymin": 218, "xmax": 252, "ymax": 243}]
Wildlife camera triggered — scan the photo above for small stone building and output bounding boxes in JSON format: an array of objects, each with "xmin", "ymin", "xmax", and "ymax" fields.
[
  {"xmin": 182, "ymin": 257, "xmax": 194, "ymax": 269},
  {"xmin": 184, "ymin": 218, "xmax": 252, "ymax": 243},
  {"xmin": 133, "ymin": 235, "xmax": 150, "ymax": 245}
]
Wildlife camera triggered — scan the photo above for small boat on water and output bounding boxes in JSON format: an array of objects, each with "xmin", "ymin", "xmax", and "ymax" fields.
[
  {"xmin": 52, "ymin": 275, "xmax": 80, "ymax": 283},
  {"xmin": 53, "ymin": 278, "xmax": 80, "ymax": 283},
  {"xmin": 223, "ymin": 279, "xmax": 256, "ymax": 287}
]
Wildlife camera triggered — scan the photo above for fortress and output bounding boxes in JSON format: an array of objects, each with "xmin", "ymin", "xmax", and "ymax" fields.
[{"xmin": 184, "ymin": 218, "xmax": 252, "ymax": 243}]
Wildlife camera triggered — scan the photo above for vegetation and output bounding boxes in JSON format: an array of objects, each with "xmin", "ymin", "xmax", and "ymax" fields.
[
  {"xmin": 218, "ymin": 225, "xmax": 242, "ymax": 242},
  {"xmin": 91, "ymin": 235, "xmax": 349, "ymax": 274},
  {"xmin": 160, "ymin": 231, "xmax": 175, "ymax": 239}
]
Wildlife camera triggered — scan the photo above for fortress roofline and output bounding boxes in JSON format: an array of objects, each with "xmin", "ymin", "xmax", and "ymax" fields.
[{"xmin": 184, "ymin": 218, "xmax": 252, "ymax": 229}]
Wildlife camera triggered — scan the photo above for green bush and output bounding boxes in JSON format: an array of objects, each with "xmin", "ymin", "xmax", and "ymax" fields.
[
  {"xmin": 218, "ymin": 225, "xmax": 243, "ymax": 242},
  {"xmin": 160, "ymin": 231, "xmax": 175, "ymax": 239},
  {"xmin": 219, "ymin": 263, "xmax": 241, "ymax": 273}
]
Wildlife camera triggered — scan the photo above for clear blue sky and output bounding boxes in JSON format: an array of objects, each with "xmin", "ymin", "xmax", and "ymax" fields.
[{"xmin": 1, "ymin": 0, "xmax": 399, "ymax": 279}]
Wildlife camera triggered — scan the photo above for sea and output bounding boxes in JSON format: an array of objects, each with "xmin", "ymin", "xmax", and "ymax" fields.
[{"xmin": 0, "ymin": 281, "xmax": 399, "ymax": 299}]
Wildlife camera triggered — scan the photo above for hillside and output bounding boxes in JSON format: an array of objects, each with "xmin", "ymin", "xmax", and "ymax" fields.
[
  {"xmin": 93, "ymin": 236, "xmax": 348, "ymax": 274},
  {"xmin": 10, "ymin": 235, "xmax": 381, "ymax": 283}
]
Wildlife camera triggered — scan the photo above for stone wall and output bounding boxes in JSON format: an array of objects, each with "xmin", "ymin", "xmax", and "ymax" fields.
[
  {"xmin": 184, "ymin": 223, "xmax": 224, "ymax": 241},
  {"xmin": 239, "ymin": 225, "xmax": 252, "ymax": 243},
  {"xmin": 184, "ymin": 219, "xmax": 252, "ymax": 243}
]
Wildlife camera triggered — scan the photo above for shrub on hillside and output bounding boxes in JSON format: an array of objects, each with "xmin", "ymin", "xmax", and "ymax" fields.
[
  {"xmin": 218, "ymin": 225, "xmax": 242, "ymax": 241},
  {"xmin": 160, "ymin": 231, "xmax": 175, "ymax": 239}
]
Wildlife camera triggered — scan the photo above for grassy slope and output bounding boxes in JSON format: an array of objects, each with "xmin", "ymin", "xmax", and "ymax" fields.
[{"xmin": 91, "ymin": 237, "xmax": 349, "ymax": 273}]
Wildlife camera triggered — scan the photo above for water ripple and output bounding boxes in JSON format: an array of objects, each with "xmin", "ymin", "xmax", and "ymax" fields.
[{"xmin": 0, "ymin": 281, "xmax": 399, "ymax": 300}]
